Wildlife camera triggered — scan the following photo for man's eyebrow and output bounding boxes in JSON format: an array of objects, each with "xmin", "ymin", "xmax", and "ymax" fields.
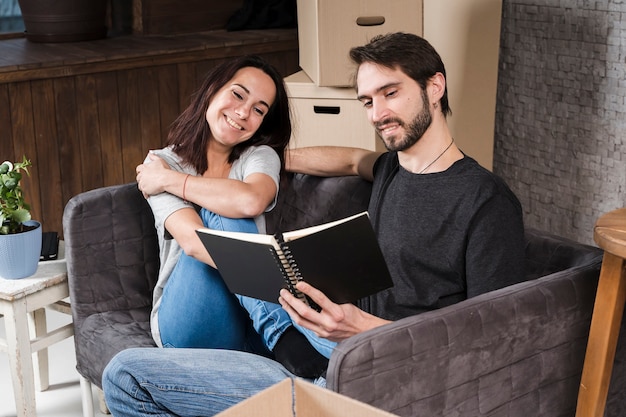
[
  {"xmin": 357, "ymin": 82, "xmax": 402, "ymax": 102},
  {"xmin": 233, "ymin": 83, "xmax": 270, "ymax": 109}
]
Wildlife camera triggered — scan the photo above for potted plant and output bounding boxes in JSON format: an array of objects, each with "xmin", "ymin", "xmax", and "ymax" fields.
[{"xmin": 0, "ymin": 156, "xmax": 42, "ymax": 279}]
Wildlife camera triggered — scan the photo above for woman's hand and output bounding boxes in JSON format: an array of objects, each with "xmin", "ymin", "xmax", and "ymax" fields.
[
  {"xmin": 136, "ymin": 153, "xmax": 173, "ymax": 197},
  {"xmin": 278, "ymin": 281, "xmax": 391, "ymax": 342}
]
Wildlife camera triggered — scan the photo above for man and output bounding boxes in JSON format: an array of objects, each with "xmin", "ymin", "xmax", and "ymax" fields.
[{"xmin": 102, "ymin": 32, "xmax": 525, "ymax": 416}]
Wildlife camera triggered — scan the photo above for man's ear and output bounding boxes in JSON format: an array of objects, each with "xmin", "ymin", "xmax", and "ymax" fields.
[{"xmin": 428, "ymin": 72, "xmax": 446, "ymax": 105}]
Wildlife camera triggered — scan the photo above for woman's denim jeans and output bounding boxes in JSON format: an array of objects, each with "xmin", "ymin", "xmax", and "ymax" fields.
[{"xmin": 157, "ymin": 208, "xmax": 292, "ymax": 352}]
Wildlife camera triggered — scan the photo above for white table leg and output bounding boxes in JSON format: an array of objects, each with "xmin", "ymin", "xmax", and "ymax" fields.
[
  {"xmin": 4, "ymin": 298, "xmax": 37, "ymax": 417},
  {"xmin": 29, "ymin": 308, "xmax": 50, "ymax": 391}
]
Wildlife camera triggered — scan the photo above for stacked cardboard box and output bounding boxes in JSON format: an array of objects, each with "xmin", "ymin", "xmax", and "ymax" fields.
[
  {"xmin": 286, "ymin": 0, "xmax": 422, "ymax": 151},
  {"xmin": 285, "ymin": 71, "xmax": 382, "ymax": 150},
  {"xmin": 286, "ymin": 0, "xmax": 503, "ymax": 169}
]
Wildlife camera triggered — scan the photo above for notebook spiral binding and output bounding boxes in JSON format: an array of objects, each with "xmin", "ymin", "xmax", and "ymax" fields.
[
  {"xmin": 277, "ymin": 245, "xmax": 306, "ymax": 302},
  {"xmin": 273, "ymin": 243, "xmax": 320, "ymax": 311}
]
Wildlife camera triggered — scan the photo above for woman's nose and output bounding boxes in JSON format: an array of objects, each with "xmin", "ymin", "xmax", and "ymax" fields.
[{"xmin": 234, "ymin": 105, "xmax": 250, "ymax": 119}]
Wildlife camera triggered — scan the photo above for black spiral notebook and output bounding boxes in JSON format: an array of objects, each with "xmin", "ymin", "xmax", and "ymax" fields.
[{"xmin": 196, "ymin": 212, "xmax": 393, "ymax": 310}]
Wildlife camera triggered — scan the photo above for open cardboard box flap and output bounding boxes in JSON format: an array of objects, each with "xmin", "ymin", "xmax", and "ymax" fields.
[{"xmin": 216, "ymin": 378, "xmax": 398, "ymax": 417}]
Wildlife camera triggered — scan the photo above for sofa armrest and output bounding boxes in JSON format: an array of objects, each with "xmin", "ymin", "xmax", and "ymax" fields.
[{"xmin": 326, "ymin": 261, "xmax": 602, "ymax": 417}]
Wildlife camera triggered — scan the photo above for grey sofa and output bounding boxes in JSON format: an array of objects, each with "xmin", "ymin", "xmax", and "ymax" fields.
[{"xmin": 63, "ymin": 173, "xmax": 621, "ymax": 417}]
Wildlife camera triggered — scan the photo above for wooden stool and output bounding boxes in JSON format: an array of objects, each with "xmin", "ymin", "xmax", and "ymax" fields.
[
  {"xmin": 0, "ymin": 243, "xmax": 72, "ymax": 417},
  {"xmin": 576, "ymin": 208, "xmax": 626, "ymax": 417}
]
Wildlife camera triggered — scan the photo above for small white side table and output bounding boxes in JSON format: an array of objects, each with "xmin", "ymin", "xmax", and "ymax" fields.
[{"xmin": 0, "ymin": 242, "xmax": 72, "ymax": 417}]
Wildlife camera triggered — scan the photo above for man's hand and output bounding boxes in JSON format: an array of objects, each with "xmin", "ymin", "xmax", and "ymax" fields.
[
  {"xmin": 136, "ymin": 153, "xmax": 171, "ymax": 198},
  {"xmin": 278, "ymin": 281, "xmax": 390, "ymax": 342}
]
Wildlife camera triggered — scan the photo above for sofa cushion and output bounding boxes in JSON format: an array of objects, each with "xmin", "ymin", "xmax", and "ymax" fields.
[
  {"xmin": 267, "ymin": 173, "xmax": 372, "ymax": 234},
  {"xmin": 74, "ymin": 309, "xmax": 156, "ymax": 388}
]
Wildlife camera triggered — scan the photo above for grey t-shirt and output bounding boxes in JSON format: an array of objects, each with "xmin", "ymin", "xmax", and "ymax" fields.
[
  {"xmin": 147, "ymin": 145, "xmax": 281, "ymax": 346},
  {"xmin": 360, "ymin": 152, "xmax": 525, "ymax": 320}
]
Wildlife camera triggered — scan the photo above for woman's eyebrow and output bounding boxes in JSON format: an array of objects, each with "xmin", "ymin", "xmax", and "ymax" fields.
[{"xmin": 233, "ymin": 83, "xmax": 270, "ymax": 109}]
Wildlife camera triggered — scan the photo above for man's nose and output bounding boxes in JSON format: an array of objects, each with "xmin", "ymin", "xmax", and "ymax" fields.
[{"xmin": 370, "ymin": 99, "xmax": 387, "ymax": 124}]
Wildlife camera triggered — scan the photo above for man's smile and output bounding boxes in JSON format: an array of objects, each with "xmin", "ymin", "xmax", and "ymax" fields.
[{"xmin": 375, "ymin": 118, "xmax": 403, "ymax": 137}]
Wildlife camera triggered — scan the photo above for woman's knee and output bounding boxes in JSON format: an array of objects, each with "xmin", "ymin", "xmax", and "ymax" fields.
[{"xmin": 200, "ymin": 208, "xmax": 258, "ymax": 233}]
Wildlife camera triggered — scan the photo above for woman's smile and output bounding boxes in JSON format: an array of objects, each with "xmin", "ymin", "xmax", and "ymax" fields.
[{"xmin": 225, "ymin": 115, "xmax": 244, "ymax": 131}]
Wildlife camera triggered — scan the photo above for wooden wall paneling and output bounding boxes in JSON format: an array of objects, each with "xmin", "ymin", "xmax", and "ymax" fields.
[
  {"xmin": 53, "ymin": 77, "xmax": 83, "ymax": 222},
  {"xmin": 96, "ymin": 72, "xmax": 125, "ymax": 187},
  {"xmin": 176, "ymin": 62, "xmax": 198, "ymax": 112},
  {"xmin": 194, "ymin": 58, "xmax": 227, "ymax": 86},
  {"xmin": 264, "ymin": 50, "xmax": 300, "ymax": 78},
  {"xmin": 137, "ymin": 67, "xmax": 163, "ymax": 161},
  {"xmin": 196, "ymin": 52, "xmax": 298, "ymax": 80},
  {"xmin": 117, "ymin": 68, "xmax": 145, "ymax": 183},
  {"xmin": 0, "ymin": 84, "xmax": 14, "ymax": 156},
  {"xmin": 75, "ymin": 75, "xmax": 105, "ymax": 193},
  {"xmin": 156, "ymin": 64, "xmax": 181, "ymax": 147},
  {"xmin": 8, "ymin": 82, "xmax": 41, "ymax": 231},
  {"xmin": 30, "ymin": 79, "xmax": 63, "ymax": 234}
]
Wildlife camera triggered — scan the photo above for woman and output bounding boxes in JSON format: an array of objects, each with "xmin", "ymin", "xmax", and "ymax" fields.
[{"xmin": 135, "ymin": 55, "xmax": 328, "ymax": 378}]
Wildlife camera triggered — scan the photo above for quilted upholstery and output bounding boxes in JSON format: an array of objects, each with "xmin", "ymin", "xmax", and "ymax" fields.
[
  {"xmin": 63, "ymin": 173, "xmax": 620, "ymax": 416},
  {"xmin": 327, "ymin": 262, "xmax": 601, "ymax": 416},
  {"xmin": 266, "ymin": 173, "xmax": 372, "ymax": 233},
  {"xmin": 63, "ymin": 183, "xmax": 159, "ymax": 388}
]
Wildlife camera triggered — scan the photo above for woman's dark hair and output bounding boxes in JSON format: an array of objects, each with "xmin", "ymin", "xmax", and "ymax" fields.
[
  {"xmin": 349, "ymin": 32, "xmax": 451, "ymax": 117},
  {"xmin": 167, "ymin": 55, "xmax": 292, "ymax": 174}
]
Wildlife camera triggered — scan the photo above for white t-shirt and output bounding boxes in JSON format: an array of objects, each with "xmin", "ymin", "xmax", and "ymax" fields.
[{"xmin": 147, "ymin": 145, "xmax": 281, "ymax": 346}]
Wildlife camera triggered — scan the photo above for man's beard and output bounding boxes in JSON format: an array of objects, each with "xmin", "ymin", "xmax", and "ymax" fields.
[{"xmin": 376, "ymin": 90, "xmax": 432, "ymax": 152}]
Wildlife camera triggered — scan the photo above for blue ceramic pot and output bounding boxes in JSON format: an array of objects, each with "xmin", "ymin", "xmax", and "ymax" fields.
[{"xmin": 0, "ymin": 220, "xmax": 42, "ymax": 279}]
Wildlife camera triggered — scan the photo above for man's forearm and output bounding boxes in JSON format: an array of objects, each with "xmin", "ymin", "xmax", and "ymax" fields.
[{"xmin": 286, "ymin": 146, "xmax": 380, "ymax": 180}]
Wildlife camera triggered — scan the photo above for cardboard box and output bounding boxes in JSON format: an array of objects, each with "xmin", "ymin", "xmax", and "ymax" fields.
[
  {"xmin": 296, "ymin": 0, "xmax": 423, "ymax": 87},
  {"xmin": 422, "ymin": 0, "xmax": 502, "ymax": 170},
  {"xmin": 216, "ymin": 378, "xmax": 399, "ymax": 417},
  {"xmin": 285, "ymin": 71, "xmax": 384, "ymax": 151}
]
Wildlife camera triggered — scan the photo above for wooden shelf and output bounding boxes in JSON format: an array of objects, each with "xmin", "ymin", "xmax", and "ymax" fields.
[{"xmin": 0, "ymin": 29, "xmax": 298, "ymax": 83}]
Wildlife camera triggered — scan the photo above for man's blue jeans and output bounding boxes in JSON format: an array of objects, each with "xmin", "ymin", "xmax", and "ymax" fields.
[
  {"xmin": 103, "ymin": 347, "xmax": 320, "ymax": 416},
  {"xmin": 157, "ymin": 208, "xmax": 292, "ymax": 352}
]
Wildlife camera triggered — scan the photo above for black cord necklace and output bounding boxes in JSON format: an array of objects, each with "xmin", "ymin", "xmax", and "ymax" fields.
[{"xmin": 418, "ymin": 137, "xmax": 455, "ymax": 174}]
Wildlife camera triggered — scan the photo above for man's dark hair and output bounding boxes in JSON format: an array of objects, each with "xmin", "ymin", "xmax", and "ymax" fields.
[{"xmin": 350, "ymin": 32, "xmax": 451, "ymax": 117}]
